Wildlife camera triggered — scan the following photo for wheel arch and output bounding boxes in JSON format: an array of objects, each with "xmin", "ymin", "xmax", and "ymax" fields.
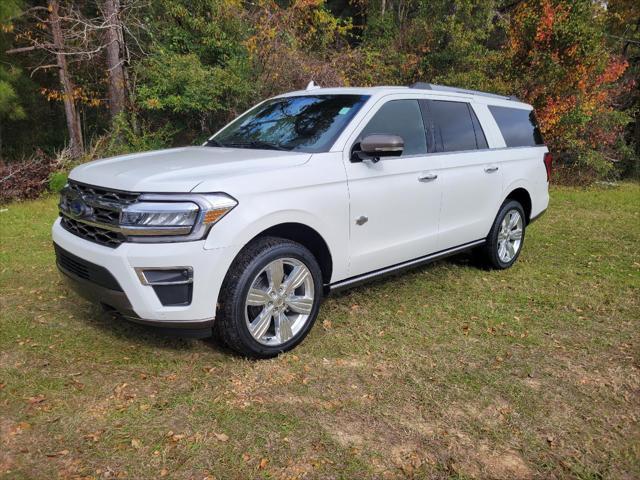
[
  {"xmin": 249, "ymin": 223, "xmax": 333, "ymax": 285},
  {"xmin": 504, "ymin": 187, "xmax": 532, "ymax": 224}
]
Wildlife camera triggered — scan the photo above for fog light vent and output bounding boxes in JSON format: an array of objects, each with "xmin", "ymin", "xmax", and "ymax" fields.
[{"xmin": 135, "ymin": 267, "xmax": 193, "ymax": 306}]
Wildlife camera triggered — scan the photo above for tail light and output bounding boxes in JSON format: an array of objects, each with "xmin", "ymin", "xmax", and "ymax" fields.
[{"xmin": 543, "ymin": 152, "xmax": 553, "ymax": 182}]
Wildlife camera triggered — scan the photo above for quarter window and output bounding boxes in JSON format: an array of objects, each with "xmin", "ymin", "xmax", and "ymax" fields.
[
  {"xmin": 488, "ymin": 105, "xmax": 544, "ymax": 147},
  {"xmin": 358, "ymin": 100, "xmax": 427, "ymax": 156},
  {"xmin": 427, "ymin": 100, "xmax": 485, "ymax": 152}
]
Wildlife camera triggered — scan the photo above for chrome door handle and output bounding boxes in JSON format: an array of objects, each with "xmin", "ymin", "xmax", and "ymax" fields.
[
  {"xmin": 484, "ymin": 166, "xmax": 499, "ymax": 173},
  {"xmin": 418, "ymin": 173, "xmax": 438, "ymax": 182}
]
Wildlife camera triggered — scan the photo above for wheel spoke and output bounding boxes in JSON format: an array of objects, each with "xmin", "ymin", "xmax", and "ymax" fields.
[
  {"xmin": 286, "ymin": 295, "xmax": 313, "ymax": 315},
  {"xmin": 247, "ymin": 287, "xmax": 270, "ymax": 306},
  {"xmin": 275, "ymin": 311, "xmax": 293, "ymax": 343},
  {"xmin": 283, "ymin": 265, "xmax": 309, "ymax": 295},
  {"xmin": 506, "ymin": 241, "xmax": 516, "ymax": 258},
  {"xmin": 498, "ymin": 241, "xmax": 507, "ymax": 260},
  {"xmin": 266, "ymin": 259, "xmax": 285, "ymax": 289},
  {"xmin": 508, "ymin": 212, "xmax": 520, "ymax": 229},
  {"xmin": 249, "ymin": 307, "xmax": 273, "ymax": 340},
  {"xmin": 510, "ymin": 228, "xmax": 523, "ymax": 240}
]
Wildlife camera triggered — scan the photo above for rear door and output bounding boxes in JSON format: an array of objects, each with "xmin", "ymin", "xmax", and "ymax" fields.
[{"xmin": 423, "ymin": 99, "xmax": 504, "ymax": 250}]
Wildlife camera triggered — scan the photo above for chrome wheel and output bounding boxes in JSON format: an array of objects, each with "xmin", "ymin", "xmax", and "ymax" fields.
[
  {"xmin": 244, "ymin": 258, "xmax": 315, "ymax": 346},
  {"xmin": 497, "ymin": 209, "xmax": 523, "ymax": 263}
]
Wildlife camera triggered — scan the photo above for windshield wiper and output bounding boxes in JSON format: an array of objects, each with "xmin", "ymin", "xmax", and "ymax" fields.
[
  {"xmin": 223, "ymin": 140, "xmax": 289, "ymax": 151},
  {"xmin": 205, "ymin": 138, "xmax": 225, "ymax": 147}
]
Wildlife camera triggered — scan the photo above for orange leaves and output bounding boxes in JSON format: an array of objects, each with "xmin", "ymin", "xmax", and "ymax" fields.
[
  {"xmin": 39, "ymin": 86, "xmax": 102, "ymax": 107},
  {"xmin": 534, "ymin": 0, "xmax": 556, "ymax": 43},
  {"xmin": 533, "ymin": 0, "xmax": 568, "ymax": 44},
  {"xmin": 596, "ymin": 57, "xmax": 628, "ymax": 87}
]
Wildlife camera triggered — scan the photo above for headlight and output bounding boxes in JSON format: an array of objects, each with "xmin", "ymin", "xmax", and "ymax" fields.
[
  {"xmin": 120, "ymin": 193, "xmax": 237, "ymax": 242},
  {"xmin": 121, "ymin": 202, "xmax": 199, "ymax": 227}
]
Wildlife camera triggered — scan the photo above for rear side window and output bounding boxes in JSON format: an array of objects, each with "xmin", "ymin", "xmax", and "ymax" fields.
[
  {"xmin": 427, "ymin": 100, "xmax": 487, "ymax": 152},
  {"xmin": 488, "ymin": 105, "xmax": 544, "ymax": 147},
  {"xmin": 359, "ymin": 100, "xmax": 427, "ymax": 156}
]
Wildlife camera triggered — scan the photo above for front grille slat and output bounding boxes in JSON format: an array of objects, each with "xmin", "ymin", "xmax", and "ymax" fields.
[
  {"xmin": 54, "ymin": 244, "xmax": 123, "ymax": 291},
  {"xmin": 60, "ymin": 181, "xmax": 139, "ymax": 248},
  {"xmin": 60, "ymin": 216, "xmax": 125, "ymax": 248}
]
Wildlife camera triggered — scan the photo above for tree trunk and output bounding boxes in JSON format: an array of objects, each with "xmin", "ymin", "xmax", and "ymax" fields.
[
  {"xmin": 103, "ymin": 0, "xmax": 127, "ymax": 120},
  {"xmin": 49, "ymin": 0, "xmax": 84, "ymax": 157}
]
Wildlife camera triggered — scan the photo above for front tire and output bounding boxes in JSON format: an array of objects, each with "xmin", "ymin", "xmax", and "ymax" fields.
[
  {"xmin": 214, "ymin": 236, "xmax": 323, "ymax": 358},
  {"xmin": 478, "ymin": 200, "xmax": 526, "ymax": 269}
]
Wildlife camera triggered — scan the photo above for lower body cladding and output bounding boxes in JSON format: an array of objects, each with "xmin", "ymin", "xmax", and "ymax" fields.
[{"xmin": 51, "ymin": 218, "xmax": 236, "ymax": 338}]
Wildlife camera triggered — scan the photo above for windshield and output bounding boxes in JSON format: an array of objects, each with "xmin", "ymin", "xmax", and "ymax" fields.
[{"xmin": 208, "ymin": 94, "xmax": 369, "ymax": 153}]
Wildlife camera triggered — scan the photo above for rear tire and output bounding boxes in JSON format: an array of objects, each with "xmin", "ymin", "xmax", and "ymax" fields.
[
  {"xmin": 214, "ymin": 236, "xmax": 323, "ymax": 358},
  {"xmin": 477, "ymin": 200, "xmax": 526, "ymax": 269}
]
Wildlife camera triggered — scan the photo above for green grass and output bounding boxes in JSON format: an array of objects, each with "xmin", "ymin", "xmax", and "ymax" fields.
[{"xmin": 1, "ymin": 184, "xmax": 639, "ymax": 479}]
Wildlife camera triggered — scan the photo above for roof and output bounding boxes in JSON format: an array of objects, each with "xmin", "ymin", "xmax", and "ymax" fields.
[{"xmin": 277, "ymin": 83, "xmax": 530, "ymax": 108}]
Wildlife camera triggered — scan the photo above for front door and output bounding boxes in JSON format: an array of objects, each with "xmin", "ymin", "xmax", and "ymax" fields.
[{"xmin": 343, "ymin": 98, "xmax": 442, "ymax": 278}]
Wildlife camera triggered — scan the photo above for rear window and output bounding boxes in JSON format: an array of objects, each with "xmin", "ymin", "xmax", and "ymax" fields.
[
  {"xmin": 488, "ymin": 105, "xmax": 544, "ymax": 147},
  {"xmin": 427, "ymin": 100, "xmax": 487, "ymax": 153}
]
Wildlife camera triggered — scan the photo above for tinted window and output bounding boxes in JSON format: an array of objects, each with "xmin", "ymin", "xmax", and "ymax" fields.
[
  {"xmin": 488, "ymin": 105, "xmax": 544, "ymax": 147},
  {"xmin": 469, "ymin": 105, "xmax": 488, "ymax": 149},
  {"xmin": 211, "ymin": 95, "xmax": 369, "ymax": 153},
  {"xmin": 359, "ymin": 100, "xmax": 427, "ymax": 156},
  {"xmin": 428, "ymin": 100, "xmax": 479, "ymax": 152}
]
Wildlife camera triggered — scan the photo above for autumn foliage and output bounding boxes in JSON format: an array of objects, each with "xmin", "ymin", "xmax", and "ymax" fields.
[{"xmin": 1, "ymin": 0, "xmax": 638, "ymax": 192}]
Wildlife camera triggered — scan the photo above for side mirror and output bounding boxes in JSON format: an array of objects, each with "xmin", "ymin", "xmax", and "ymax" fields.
[{"xmin": 352, "ymin": 134, "xmax": 404, "ymax": 162}]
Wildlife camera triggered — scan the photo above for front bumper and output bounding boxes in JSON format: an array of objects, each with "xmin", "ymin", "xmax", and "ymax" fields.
[{"xmin": 52, "ymin": 218, "xmax": 237, "ymax": 331}]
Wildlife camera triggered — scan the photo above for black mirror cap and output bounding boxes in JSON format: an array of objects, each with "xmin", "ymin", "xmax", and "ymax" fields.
[{"xmin": 360, "ymin": 134, "xmax": 404, "ymax": 158}]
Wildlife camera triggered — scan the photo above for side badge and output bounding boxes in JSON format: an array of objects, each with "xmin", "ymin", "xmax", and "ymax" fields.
[{"xmin": 355, "ymin": 215, "xmax": 368, "ymax": 226}]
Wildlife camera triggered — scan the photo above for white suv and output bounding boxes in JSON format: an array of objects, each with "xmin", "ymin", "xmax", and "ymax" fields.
[{"xmin": 53, "ymin": 83, "xmax": 551, "ymax": 357}]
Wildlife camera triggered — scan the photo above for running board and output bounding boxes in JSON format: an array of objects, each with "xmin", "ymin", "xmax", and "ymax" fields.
[{"xmin": 327, "ymin": 239, "xmax": 486, "ymax": 293}]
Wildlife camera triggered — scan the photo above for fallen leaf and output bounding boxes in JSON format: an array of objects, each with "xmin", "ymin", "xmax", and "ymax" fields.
[
  {"xmin": 160, "ymin": 468, "xmax": 168, "ymax": 477},
  {"xmin": 27, "ymin": 394, "xmax": 46, "ymax": 404},
  {"xmin": 131, "ymin": 438, "xmax": 142, "ymax": 449},
  {"xmin": 171, "ymin": 434, "xmax": 185, "ymax": 442},
  {"xmin": 58, "ymin": 449, "xmax": 69, "ymax": 456},
  {"xmin": 214, "ymin": 432, "xmax": 229, "ymax": 442},
  {"xmin": 259, "ymin": 458, "xmax": 269, "ymax": 469}
]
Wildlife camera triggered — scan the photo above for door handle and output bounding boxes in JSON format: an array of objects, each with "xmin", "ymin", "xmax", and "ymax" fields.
[
  {"xmin": 484, "ymin": 166, "xmax": 499, "ymax": 173},
  {"xmin": 418, "ymin": 173, "xmax": 438, "ymax": 182}
]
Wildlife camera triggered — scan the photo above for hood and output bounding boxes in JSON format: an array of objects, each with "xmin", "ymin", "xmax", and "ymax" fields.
[{"xmin": 69, "ymin": 146, "xmax": 312, "ymax": 192}]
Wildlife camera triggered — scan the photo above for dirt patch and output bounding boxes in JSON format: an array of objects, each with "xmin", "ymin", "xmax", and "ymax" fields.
[{"xmin": 449, "ymin": 444, "xmax": 533, "ymax": 479}]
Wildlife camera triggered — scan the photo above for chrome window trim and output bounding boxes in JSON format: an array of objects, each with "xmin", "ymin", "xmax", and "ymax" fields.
[{"xmin": 369, "ymin": 144, "xmax": 548, "ymax": 162}]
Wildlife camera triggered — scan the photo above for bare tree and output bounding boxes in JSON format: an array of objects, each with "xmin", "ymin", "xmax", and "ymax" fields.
[
  {"xmin": 103, "ymin": 0, "xmax": 127, "ymax": 119},
  {"xmin": 49, "ymin": 0, "xmax": 84, "ymax": 156},
  {"xmin": 6, "ymin": 0, "xmax": 149, "ymax": 154}
]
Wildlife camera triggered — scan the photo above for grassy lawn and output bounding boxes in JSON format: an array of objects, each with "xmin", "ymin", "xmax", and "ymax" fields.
[{"xmin": 1, "ymin": 184, "xmax": 638, "ymax": 479}]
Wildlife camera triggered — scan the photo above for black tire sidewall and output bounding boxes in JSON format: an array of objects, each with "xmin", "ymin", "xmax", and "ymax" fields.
[
  {"xmin": 488, "ymin": 200, "xmax": 526, "ymax": 269},
  {"xmin": 226, "ymin": 240, "xmax": 323, "ymax": 357}
]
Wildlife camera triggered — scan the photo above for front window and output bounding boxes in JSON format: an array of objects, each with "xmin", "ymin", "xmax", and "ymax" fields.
[
  {"xmin": 208, "ymin": 95, "xmax": 369, "ymax": 153},
  {"xmin": 358, "ymin": 99, "xmax": 428, "ymax": 156}
]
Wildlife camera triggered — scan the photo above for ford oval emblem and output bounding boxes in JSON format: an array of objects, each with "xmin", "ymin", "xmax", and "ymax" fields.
[{"xmin": 69, "ymin": 197, "xmax": 93, "ymax": 218}]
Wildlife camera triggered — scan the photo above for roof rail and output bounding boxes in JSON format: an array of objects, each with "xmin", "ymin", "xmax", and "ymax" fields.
[{"xmin": 409, "ymin": 82, "xmax": 519, "ymax": 102}]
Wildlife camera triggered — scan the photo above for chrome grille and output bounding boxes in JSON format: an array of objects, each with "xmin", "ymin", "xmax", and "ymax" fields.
[
  {"xmin": 66, "ymin": 181, "xmax": 139, "ymax": 206},
  {"xmin": 60, "ymin": 216, "xmax": 126, "ymax": 248},
  {"xmin": 59, "ymin": 181, "xmax": 140, "ymax": 248}
]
